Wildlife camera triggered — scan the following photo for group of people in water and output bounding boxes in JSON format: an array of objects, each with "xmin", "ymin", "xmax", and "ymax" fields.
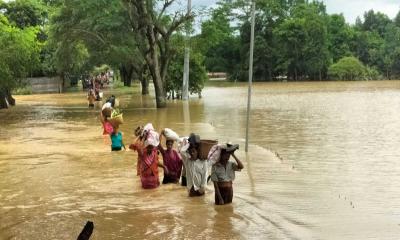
[
  {"xmin": 97, "ymin": 95, "xmax": 244, "ymax": 205},
  {"xmin": 86, "ymin": 72, "xmax": 112, "ymax": 107}
]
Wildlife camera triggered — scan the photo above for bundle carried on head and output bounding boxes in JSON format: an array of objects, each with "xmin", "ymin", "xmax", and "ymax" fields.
[
  {"xmin": 101, "ymin": 101, "xmax": 113, "ymax": 120},
  {"xmin": 109, "ymin": 108, "xmax": 123, "ymax": 127},
  {"xmin": 178, "ymin": 133, "xmax": 201, "ymax": 153},
  {"xmin": 162, "ymin": 128, "xmax": 180, "ymax": 142},
  {"xmin": 106, "ymin": 95, "xmax": 116, "ymax": 107},
  {"xmin": 208, "ymin": 143, "xmax": 239, "ymax": 164},
  {"xmin": 142, "ymin": 123, "xmax": 159, "ymax": 147},
  {"xmin": 188, "ymin": 133, "xmax": 201, "ymax": 147}
]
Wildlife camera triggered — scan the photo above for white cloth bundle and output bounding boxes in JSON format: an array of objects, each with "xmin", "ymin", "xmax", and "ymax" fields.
[
  {"xmin": 102, "ymin": 102, "xmax": 112, "ymax": 110},
  {"xmin": 163, "ymin": 128, "xmax": 180, "ymax": 141},
  {"xmin": 144, "ymin": 131, "xmax": 159, "ymax": 147},
  {"xmin": 177, "ymin": 137, "xmax": 189, "ymax": 152},
  {"xmin": 143, "ymin": 123, "xmax": 155, "ymax": 132},
  {"xmin": 207, "ymin": 144, "xmax": 222, "ymax": 165},
  {"xmin": 143, "ymin": 123, "xmax": 159, "ymax": 147}
]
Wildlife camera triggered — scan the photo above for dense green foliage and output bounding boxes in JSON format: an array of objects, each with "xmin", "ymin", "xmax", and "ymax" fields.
[
  {"xmin": 195, "ymin": 0, "xmax": 400, "ymax": 81},
  {"xmin": 328, "ymin": 57, "xmax": 366, "ymax": 80},
  {"xmin": 0, "ymin": 15, "xmax": 40, "ymax": 90},
  {"xmin": 167, "ymin": 46, "xmax": 208, "ymax": 97},
  {"xmin": 1, "ymin": 0, "xmax": 400, "ymax": 108}
]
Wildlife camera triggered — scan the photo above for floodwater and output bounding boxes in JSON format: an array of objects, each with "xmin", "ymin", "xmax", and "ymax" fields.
[{"xmin": 1, "ymin": 81, "xmax": 400, "ymax": 239}]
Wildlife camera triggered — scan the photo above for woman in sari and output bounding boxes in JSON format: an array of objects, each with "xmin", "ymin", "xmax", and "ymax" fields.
[{"xmin": 130, "ymin": 127, "xmax": 167, "ymax": 189}]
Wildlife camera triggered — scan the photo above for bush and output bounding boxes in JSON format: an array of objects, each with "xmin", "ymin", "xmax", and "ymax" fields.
[
  {"xmin": 13, "ymin": 86, "xmax": 32, "ymax": 95},
  {"xmin": 328, "ymin": 56, "xmax": 366, "ymax": 80},
  {"xmin": 112, "ymin": 79, "xmax": 125, "ymax": 88},
  {"xmin": 365, "ymin": 66, "xmax": 381, "ymax": 80}
]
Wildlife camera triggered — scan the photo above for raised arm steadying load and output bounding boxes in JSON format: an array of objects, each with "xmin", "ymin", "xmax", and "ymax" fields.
[{"xmin": 232, "ymin": 153, "xmax": 244, "ymax": 170}]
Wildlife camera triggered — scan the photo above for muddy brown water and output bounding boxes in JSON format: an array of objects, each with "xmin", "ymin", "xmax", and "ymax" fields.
[{"xmin": 1, "ymin": 81, "xmax": 400, "ymax": 239}]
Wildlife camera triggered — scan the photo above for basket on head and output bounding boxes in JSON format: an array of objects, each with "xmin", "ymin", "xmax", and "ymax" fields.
[
  {"xmin": 199, "ymin": 139, "xmax": 218, "ymax": 160},
  {"xmin": 109, "ymin": 113, "xmax": 123, "ymax": 127}
]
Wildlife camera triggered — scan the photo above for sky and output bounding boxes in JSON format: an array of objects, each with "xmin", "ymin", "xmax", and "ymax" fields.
[
  {"xmin": 323, "ymin": 0, "xmax": 399, "ymax": 23},
  {"xmin": 191, "ymin": 0, "xmax": 400, "ymax": 24}
]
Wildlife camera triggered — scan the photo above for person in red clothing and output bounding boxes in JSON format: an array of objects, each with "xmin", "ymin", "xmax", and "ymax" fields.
[
  {"xmin": 129, "ymin": 127, "xmax": 167, "ymax": 189},
  {"xmin": 139, "ymin": 145, "xmax": 160, "ymax": 189},
  {"xmin": 158, "ymin": 135, "xmax": 183, "ymax": 184}
]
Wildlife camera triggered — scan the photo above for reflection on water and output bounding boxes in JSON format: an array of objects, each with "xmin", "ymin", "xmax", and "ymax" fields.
[{"xmin": 1, "ymin": 81, "xmax": 400, "ymax": 239}]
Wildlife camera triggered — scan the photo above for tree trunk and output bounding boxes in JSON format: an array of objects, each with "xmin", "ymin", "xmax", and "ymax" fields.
[
  {"xmin": 6, "ymin": 89, "xmax": 15, "ymax": 105},
  {"xmin": 133, "ymin": 64, "xmax": 149, "ymax": 95},
  {"xmin": 0, "ymin": 89, "xmax": 9, "ymax": 109},
  {"xmin": 268, "ymin": 69, "xmax": 272, "ymax": 81},
  {"xmin": 148, "ymin": 62, "xmax": 166, "ymax": 108},
  {"xmin": 140, "ymin": 76, "xmax": 149, "ymax": 95},
  {"xmin": 146, "ymin": 26, "xmax": 166, "ymax": 108},
  {"xmin": 61, "ymin": 72, "xmax": 66, "ymax": 90},
  {"xmin": 120, "ymin": 65, "xmax": 133, "ymax": 86},
  {"xmin": 125, "ymin": 0, "xmax": 192, "ymax": 108},
  {"xmin": 125, "ymin": 65, "xmax": 133, "ymax": 87},
  {"xmin": 120, "ymin": 66, "xmax": 127, "ymax": 85}
]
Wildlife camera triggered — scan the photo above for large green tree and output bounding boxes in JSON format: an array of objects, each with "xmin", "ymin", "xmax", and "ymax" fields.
[
  {"xmin": 0, "ymin": 0, "xmax": 47, "ymax": 29},
  {"xmin": 197, "ymin": 2, "xmax": 240, "ymax": 75},
  {"xmin": 167, "ymin": 34, "xmax": 208, "ymax": 98},
  {"xmin": 123, "ymin": 0, "xmax": 192, "ymax": 108},
  {"xmin": 0, "ymin": 15, "xmax": 40, "ymax": 108},
  {"xmin": 49, "ymin": 0, "xmax": 144, "ymax": 89},
  {"xmin": 326, "ymin": 14, "xmax": 353, "ymax": 63}
]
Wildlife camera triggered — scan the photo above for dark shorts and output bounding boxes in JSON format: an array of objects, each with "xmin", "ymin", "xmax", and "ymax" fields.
[
  {"xmin": 88, "ymin": 104, "xmax": 94, "ymax": 107},
  {"xmin": 181, "ymin": 176, "xmax": 187, "ymax": 186},
  {"xmin": 215, "ymin": 184, "xmax": 233, "ymax": 205},
  {"xmin": 163, "ymin": 175, "xmax": 179, "ymax": 184},
  {"xmin": 111, "ymin": 147, "xmax": 122, "ymax": 151},
  {"xmin": 189, "ymin": 186, "xmax": 204, "ymax": 197}
]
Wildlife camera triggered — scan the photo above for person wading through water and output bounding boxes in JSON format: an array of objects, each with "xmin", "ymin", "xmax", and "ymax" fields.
[{"xmin": 210, "ymin": 143, "xmax": 243, "ymax": 205}]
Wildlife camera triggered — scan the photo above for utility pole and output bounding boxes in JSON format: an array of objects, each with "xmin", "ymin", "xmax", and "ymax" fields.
[
  {"xmin": 245, "ymin": 0, "xmax": 255, "ymax": 152},
  {"xmin": 182, "ymin": 0, "xmax": 191, "ymax": 100}
]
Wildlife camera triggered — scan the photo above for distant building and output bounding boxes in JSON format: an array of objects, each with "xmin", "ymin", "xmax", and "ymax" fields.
[{"xmin": 208, "ymin": 72, "xmax": 227, "ymax": 80}]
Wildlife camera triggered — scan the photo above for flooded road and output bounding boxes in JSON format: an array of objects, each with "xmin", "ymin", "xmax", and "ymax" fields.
[{"xmin": 1, "ymin": 81, "xmax": 400, "ymax": 239}]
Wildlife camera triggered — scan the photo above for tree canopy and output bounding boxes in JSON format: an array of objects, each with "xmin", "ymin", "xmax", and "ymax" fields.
[{"xmin": 2, "ymin": 0, "xmax": 400, "ymax": 109}]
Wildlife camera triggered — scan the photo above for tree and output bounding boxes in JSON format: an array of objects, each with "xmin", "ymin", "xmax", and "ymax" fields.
[
  {"xmin": 166, "ymin": 35, "xmax": 208, "ymax": 98},
  {"xmin": 361, "ymin": 10, "xmax": 391, "ymax": 38},
  {"xmin": 302, "ymin": 4, "xmax": 329, "ymax": 80},
  {"xmin": 353, "ymin": 31, "xmax": 384, "ymax": 69},
  {"xmin": 49, "ymin": 0, "xmax": 144, "ymax": 89},
  {"xmin": 123, "ymin": 0, "xmax": 193, "ymax": 108},
  {"xmin": 198, "ymin": 2, "xmax": 233, "ymax": 53},
  {"xmin": 379, "ymin": 23, "xmax": 400, "ymax": 79},
  {"xmin": 196, "ymin": 2, "xmax": 240, "ymax": 75},
  {"xmin": 0, "ymin": 0, "xmax": 48, "ymax": 29},
  {"xmin": 275, "ymin": 17, "xmax": 307, "ymax": 80},
  {"xmin": 395, "ymin": 10, "xmax": 400, "ymax": 28},
  {"xmin": 0, "ymin": 15, "xmax": 40, "ymax": 108},
  {"xmin": 326, "ymin": 14, "xmax": 353, "ymax": 62}
]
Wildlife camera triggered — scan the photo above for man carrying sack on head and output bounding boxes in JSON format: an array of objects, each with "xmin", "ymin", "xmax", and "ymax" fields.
[{"xmin": 210, "ymin": 143, "xmax": 243, "ymax": 205}]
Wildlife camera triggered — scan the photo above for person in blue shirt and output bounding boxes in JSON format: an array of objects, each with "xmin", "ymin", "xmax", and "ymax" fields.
[{"xmin": 110, "ymin": 126, "xmax": 125, "ymax": 151}]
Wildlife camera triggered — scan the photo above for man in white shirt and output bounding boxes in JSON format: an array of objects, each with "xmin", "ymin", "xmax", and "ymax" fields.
[{"xmin": 180, "ymin": 134, "xmax": 209, "ymax": 197}]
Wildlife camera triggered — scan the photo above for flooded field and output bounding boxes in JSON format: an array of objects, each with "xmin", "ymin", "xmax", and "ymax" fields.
[{"xmin": 1, "ymin": 81, "xmax": 400, "ymax": 239}]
